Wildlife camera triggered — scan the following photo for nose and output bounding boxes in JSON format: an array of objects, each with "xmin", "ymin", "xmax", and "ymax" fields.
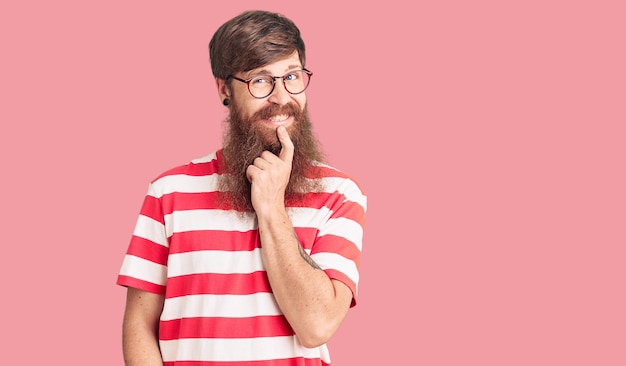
[{"xmin": 267, "ymin": 79, "xmax": 291, "ymax": 105}]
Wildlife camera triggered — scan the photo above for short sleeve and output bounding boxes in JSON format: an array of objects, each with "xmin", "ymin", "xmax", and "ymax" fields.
[
  {"xmin": 310, "ymin": 177, "xmax": 366, "ymax": 306},
  {"xmin": 117, "ymin": 183, "xmax": 169, "ymax": 294}
]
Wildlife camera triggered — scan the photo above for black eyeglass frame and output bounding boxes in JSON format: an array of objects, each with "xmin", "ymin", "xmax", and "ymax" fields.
[{"xmin": 226, "ymin": 68, "xmax": 313, "ymax": 99}]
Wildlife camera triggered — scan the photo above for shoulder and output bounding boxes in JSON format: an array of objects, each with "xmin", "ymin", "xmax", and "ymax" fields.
[
  {"xmin": 314, "ymin": 162, "xmax": 367, "ymax": 207},
  {"xmin": 146, "ymin": 151, "xmax": 222, "ymax": 197},
  {"xmin": 151, "ymin": 151, "xmax": 220, "ymax": 181}
]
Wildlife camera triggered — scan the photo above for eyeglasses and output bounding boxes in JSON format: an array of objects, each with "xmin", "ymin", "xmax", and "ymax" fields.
[{"xmin": 227, "ymin": 68, "xmax": 313, "ymax": 99}]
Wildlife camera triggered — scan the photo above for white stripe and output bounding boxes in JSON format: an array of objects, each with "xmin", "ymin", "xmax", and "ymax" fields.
[
  {"xmin": 168, "ymin": 249, "xmax": 264, "ymax": 277},
  {"xmin": 161, "ymin": 293, "xmax": 281, "ymax": 320},
  {"xmin": 311, "ymin": 252, "xmax": 359, "ymax": 286},
  {"xmin": 119, "ymin": 255, "xmax": 167, "ymax": 286},
  {"xmin": 133, "ymin": 215, "xmax": 168, "ymax": 247},
  {"xmin": 288, "ymin": 206, "xmax": 332, "ymax": 228},
  {"xmin": 318, "ymin": 217, "xmax": 364, "ymax": 251},
  {"xmin": 338, "ymin": 180, "xmax": 367, "ymax": 210},
  {"xmin": 319, "ymin": 177, "xmax": 367, "ymax": 210},
  {"xmin": 164, "ymin": 209, "xmax": 256, "ymax": 237},
  {"xmin": 150, "ymin": 174, "xmax": 220, "ymax": 198},
  {"xmin": 160, "ymin": 336, "xmax": 328, "ymax": 362},
  {"xmin": 149, "ymin": 173, "xmax": 366, "ymax": 213}
]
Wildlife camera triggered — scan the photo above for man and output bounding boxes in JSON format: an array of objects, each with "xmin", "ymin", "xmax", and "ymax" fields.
[{"xmin": 117, "ymin": 9, "xmax": 367, "ymax": 366}]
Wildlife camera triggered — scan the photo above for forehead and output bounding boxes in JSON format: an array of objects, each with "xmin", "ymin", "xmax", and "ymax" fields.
[{"xmin": 244, "ymin": 52, "xmax": 302, "ymax": 76}]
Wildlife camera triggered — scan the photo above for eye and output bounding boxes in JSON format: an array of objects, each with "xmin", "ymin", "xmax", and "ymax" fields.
[
  {"xmin": 251, "ymin": 75, "xmax": 272, "ymax": 84},
  {"xmin": 284, "ymin": 72, "xmax": 299, "ymax": 81}
]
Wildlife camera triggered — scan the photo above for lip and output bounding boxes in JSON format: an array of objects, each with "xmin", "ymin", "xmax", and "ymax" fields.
[{"xmin": 259, "ymin": 115, "xmax": 294, "ymax": 127}]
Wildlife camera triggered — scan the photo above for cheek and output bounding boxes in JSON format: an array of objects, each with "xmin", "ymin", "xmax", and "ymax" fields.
[
  {"xmin": 294, "ymin": 95, "xmax": 307, "ymax": 110},
  {"xmin": 235, "ymin": 99, "xmax": 263, "ymax": 119}
]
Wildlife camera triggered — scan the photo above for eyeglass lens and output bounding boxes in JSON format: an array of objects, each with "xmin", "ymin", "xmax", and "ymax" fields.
[{"xmin": 249, "ymin": 70, "xmax": 310, "ymax": 98}]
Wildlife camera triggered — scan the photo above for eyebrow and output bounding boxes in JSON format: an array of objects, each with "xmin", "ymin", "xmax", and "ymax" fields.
[{"xmin": 246, "ymin": 64, "xmax": 303, "ymax": 77}]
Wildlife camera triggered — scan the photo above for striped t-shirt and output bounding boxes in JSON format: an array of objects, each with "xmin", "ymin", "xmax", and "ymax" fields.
[{"xmin": 117, "ymin": 150, "xmax": 367, "ymax": 365}]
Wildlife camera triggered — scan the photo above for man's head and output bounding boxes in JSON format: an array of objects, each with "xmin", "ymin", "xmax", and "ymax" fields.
[
  {"xmin": 211, "ymin": 10, "xmax": 309, "ymax": 143},
  {"xmin": 209, "ymin": 10, "xmax": 324, "ymax": 211}
]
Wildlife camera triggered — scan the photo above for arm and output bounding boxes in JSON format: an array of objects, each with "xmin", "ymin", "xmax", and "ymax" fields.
[
  {"xmin": 258, "ymin": 211, "xmax": 353, "ymax": 348},
  {"xmin": 122, "ymin": 287, "xmax": 165, "ymax": 366},
  {"xmin": 247, "ymin": 126, "xmax": 353, "ymax": 348}
]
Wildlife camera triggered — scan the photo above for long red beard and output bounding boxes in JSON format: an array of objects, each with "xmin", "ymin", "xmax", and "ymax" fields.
[{"xmin": 218, "ymin": 102, "xmax": 325, "ymax": 212}]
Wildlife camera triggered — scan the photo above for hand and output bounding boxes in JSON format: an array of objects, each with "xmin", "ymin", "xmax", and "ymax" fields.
[{"xmin": 246, "ymin": 126, "xmax": 294, "ymax": 216}]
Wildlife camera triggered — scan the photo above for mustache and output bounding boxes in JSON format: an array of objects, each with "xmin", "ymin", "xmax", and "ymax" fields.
[{"xmin": 250, "ymin": 102, "xmax": 303, "ymax": 121}]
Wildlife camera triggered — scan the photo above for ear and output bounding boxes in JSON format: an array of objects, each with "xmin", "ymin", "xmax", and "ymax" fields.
[{"xmin": 215, "ymin": 78, "xmax": 230, "ymax": 101}]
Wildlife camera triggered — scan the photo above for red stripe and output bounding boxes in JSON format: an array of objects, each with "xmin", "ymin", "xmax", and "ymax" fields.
[
  {"xmin": 160, "ymin": 315, "xmax": 293, "ymax": 339},
  {"xmin": 155, "ymin": 183, "xmax": 363, "ymax": 217},
  {"xmin": 139, "ymin": 195, "xmax": 165, "ymax": 224},
  {"xmin": 169, "ymin": 230, "xmax": 261, "ymax": 253},
  {"xmin": 313, "ymin": 235, "xmax": 361, "ymax": 265},
  {"xmin": 293, "ymin": 227, "xmax": 320, "ymax": 250},
  {"xmin": 166, "ymin": 272, "xmax": 271, "ymax": 297},
  {"xmin": 284, "ymin": 191, "xmax": 338, "ymax": 209},
  {"xmin": 324, "ymin": 268, "xmax": 357, "ymax": 303},
  {"xmin": 159, "ymin": 191, "xmax": 343, "ymax": 214},
  {"xmin": 328, "ymin": 199, "xmax": 366, "ymax": 224},
  {"xmin": 309, "ymin": 164, "xmax": 349, "ymax": 179},
  {"xmin": 168, "ymin": 229, "xmax": 358, "ymax": 257},
  {"xmin": 168, "ymin": 226, "xmax": 360, "ymax": 255},
  {"xmin": 152, "ymin": 157, "xmax": 351, "ymax": 181},
  {"xmin": 117, "ymin": 275, "xmax": 166, "ymax": 294},
  {"xmin": 287, "ymin": 191, "xmax": 365, "ymax": 220},
  {"xmin": 161, "ymin": 191, "xmax": 224, "ymax": 214},
  {"xmin": 127, "ymin": 236, "xmax": 169, "ymax": 265},
  {"xmin": 154, "ymin": 157, "xmax": 221, "ymax": 180}
]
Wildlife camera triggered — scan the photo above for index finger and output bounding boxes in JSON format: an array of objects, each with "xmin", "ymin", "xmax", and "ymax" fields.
[{"xmin": 277, "ymin": 126, "xmax": 294, "ymax": 164}]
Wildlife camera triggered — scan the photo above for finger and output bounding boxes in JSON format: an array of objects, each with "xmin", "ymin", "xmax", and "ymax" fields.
[
  {"xmin": 246, "ymin": 165, "xmax": 258, "ymax": 183},
  {"xmin": 253, "ymin": 156, "xmax": 269, "ymax": 169},
  {"xmin": 277, "ymin": 126, "xmax": 294, "ymax": 163}
]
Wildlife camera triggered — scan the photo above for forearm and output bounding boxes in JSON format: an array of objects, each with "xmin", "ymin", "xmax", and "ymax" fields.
[
  {"xmin": 122, "ymin": 288, "xmax": 164, "ymax": 366},
  {"xmin": 258, "ymin": 209, "xmax": 350, "ymax": 347},
  {"xmin": 248, "ymin": 128, "xmax": 352, "ymax": 346},
  {"xmin": 122, "ymin": 316, "xmax": 163, "ymax": 366},
  {"xmin": 122, "ymin": 319, "xmax": 163, "ymax": 366}
]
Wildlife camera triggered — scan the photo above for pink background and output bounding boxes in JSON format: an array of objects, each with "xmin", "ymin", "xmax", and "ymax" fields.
[{"xmin": 2, "ymin": 1, "xmax": 624, "ymax": 365}]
